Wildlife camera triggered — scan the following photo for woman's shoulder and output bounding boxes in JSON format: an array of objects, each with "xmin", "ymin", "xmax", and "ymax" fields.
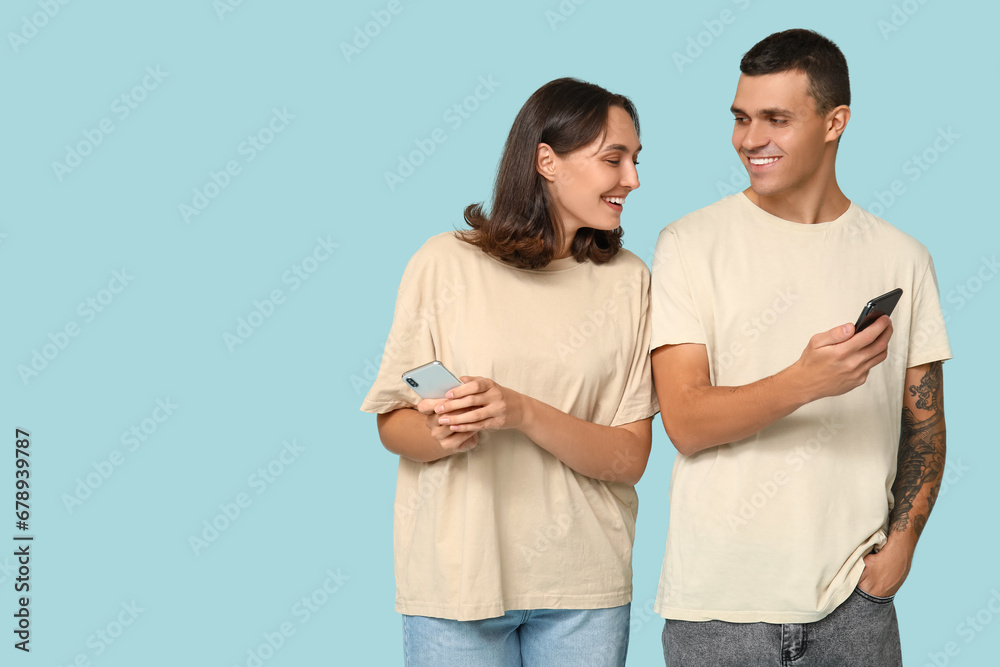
[
  {"xmin": 406, "ymin": 231, "xmax": 472, "ymax": 266},
  {"xmin": 413, "ymin": 231, "xmax": 478, "ymax": 259},
  {"xmin": 401, "ymin": 231, "xmax": 485, "ymax": 283}
]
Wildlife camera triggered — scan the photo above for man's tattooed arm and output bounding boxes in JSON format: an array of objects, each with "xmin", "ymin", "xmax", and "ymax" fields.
[{"xmin": 889, "ymin": 361, "xmax": 946, "ymax": 537}]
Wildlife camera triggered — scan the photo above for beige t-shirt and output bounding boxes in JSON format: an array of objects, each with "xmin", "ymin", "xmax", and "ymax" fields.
[
  {"xmin": 361, "ymin": 232, "xmax": 658, "ymax": 621},
  {"xmin": 651, "ymin": 193, "xmax": 952, "ymax": 623}
]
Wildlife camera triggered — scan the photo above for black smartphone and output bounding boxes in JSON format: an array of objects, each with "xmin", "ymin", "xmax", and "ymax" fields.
[{"xmin": 854, "ymin": 288, "xmax": 903, "ymax": 333}]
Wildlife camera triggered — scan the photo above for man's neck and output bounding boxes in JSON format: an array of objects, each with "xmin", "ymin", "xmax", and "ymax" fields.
[{"xmin": 744, "ymin": 181, "xmax": 851, "ymax": 225}]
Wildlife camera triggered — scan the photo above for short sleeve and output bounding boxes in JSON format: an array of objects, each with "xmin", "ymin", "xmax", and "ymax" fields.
[
  {"xmin": 906, "ymin": 255, "xmax": 953, "ymax": 368},
  {"xmin": 650, "ymin": 226, "xmax": 706, "ymax": 350},
  {"xmin": 611, "ymin": 268, "xmax": 659, "ymax": 426},
  {"xmin": 360, "ymin": 251, "xmax": 437, "ymax": 414}
]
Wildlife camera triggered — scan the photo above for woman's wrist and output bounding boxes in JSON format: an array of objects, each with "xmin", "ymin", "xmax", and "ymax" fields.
[{"xmin": 510, "ymin": 389, "xmax": 534, "ymax": 433}]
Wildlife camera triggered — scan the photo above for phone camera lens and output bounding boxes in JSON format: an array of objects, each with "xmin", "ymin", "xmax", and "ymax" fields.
[{"xmin": 406, "ymin": 378, "xmax": 418, "ymax": 387}]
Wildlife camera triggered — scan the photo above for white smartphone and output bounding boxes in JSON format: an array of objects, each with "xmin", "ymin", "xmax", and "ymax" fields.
[{"xmin": 401, "ymin": 361, "xmax": 462, "ymax": 399}]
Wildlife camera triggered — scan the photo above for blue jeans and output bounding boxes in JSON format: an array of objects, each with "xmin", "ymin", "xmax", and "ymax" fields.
[
  {"xmin": 661, "ymin": 588, "xmax": 902, "ymax": 666},
  {"xmin": 403, "ymin": 604, "xmax": 631, "ymax": 666}
]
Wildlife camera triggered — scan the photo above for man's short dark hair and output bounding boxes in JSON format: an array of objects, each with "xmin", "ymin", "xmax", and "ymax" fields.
[{"xmin": 740, "ymin": 29, "xmax": 850, "ymax": 115}]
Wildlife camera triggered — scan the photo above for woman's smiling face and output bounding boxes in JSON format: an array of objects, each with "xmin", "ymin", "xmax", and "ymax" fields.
[{"xmin": 542, "ymin": 105, "xmax": 641, "ymax": 255}]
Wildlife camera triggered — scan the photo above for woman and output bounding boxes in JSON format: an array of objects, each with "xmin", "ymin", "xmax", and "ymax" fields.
[{"xmin": 361, "ymin": 77, "xmax": 658, "ymax": 666}]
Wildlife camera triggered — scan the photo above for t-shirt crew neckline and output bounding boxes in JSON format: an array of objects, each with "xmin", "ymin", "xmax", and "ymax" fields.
[
  {"xmin": 736, "ymin": 191, "xmax": 857, "ymax": 232},
  {"xmin": 540, "ymin": 255, "xmax": 585, "ymax": 272}
]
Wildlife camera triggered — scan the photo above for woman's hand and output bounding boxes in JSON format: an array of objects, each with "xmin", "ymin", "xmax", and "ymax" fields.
[
  {"xmin": 430, "ymin": 376, "xmax": 528, "ymax": 433},
  {"xmin": 411, "ymin": 376, "xmax": 650, "ymax": 484},
  {"xmin": 415, "ymin": 398, "xmax": 480, "ymax": 453}
]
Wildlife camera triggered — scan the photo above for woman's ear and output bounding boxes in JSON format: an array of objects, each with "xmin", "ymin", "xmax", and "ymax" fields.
[{"xmin": 536, "ymin": 143, "xmax": 557, "ymax": 182}]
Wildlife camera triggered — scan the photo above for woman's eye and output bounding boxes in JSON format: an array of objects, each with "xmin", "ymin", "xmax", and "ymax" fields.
[{"xmin": 607, "ymin": 159, "xmax": 620, "ymax": 165}]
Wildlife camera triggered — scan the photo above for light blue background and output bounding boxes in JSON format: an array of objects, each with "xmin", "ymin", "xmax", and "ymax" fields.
[{"xmin": 3, "ymin": 0, "xmax": 997, "ymax": 665}]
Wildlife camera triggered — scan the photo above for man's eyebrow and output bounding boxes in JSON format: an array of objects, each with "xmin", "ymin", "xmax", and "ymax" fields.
[
  {"xmin": 601, "ymin": 143, "xmax": 642, "ymax": 153},
  {"xmin": 731, "ymin": 105, "xmax": 795, "ymax": 117}
]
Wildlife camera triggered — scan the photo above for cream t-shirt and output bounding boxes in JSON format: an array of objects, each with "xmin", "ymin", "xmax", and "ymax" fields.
[
  {"xmin": 651, "ymin": 193, "xmax": 952, "ymax": 623},
  {"xmin": 362, "ymin": 232, "xmax": 658, "ymax": 621}
]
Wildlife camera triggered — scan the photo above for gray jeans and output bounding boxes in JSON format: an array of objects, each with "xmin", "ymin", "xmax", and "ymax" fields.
[{"xmin": 661, "ymin": 587, "xmax": 902, "ymax": 666}]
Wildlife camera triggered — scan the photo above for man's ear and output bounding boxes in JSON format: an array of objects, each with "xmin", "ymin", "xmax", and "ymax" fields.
[
  {"xmin": 826, "ymin": 105, "xmax": 851, "ymax": 143},
  {"xmin": 536, "ymin": 143, "xmax": 557, "ymax": 182}
]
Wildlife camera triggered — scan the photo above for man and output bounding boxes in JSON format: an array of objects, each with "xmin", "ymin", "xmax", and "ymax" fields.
[{"xmin": 650, "ymin": 29, "xmax": 951, "ymax": 666}]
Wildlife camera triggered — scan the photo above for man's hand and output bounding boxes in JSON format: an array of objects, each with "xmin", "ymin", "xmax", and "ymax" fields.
[
  {"xmin": 428, "ymin": 376, "xmax": 527, "ymax": 433},
  {"xmin": 415, "ymin": 397, "xmax": 480, "ymax": 453},
  {"xmin": 857, "ymin": 534, "xmax": 914, "ymax": 598},
  {"xmin": 789, "ymin": 315, "xmax": 893, "ymax": 402}
]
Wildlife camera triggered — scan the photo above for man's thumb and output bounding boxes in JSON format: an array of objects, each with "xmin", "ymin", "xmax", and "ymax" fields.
[{"xmin": 817, "ymin": 322, "xmax": 854, "ymax": 347}]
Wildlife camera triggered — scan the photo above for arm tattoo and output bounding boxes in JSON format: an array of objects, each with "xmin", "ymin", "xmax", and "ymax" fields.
[{"xmin": 889, "ymin": 361, "xmax": 946, "ymax": 536}]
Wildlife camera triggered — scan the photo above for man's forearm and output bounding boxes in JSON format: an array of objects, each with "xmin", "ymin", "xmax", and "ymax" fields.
[
  {"xmin": 660, "ymin": 368, "xmax": 811, "ymax": 454},
  {"xmin": 889, "ymin": 361, "xmax": 946, "ymax": 539},
  {"xmin": 654, "ymin": 320, "xmax": 891, "ymax": 455}
]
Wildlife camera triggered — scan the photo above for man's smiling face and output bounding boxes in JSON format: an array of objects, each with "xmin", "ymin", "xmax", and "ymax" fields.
[{"xmin": 731, "ymin": 69, "xmax": 836, "ymax": 201}]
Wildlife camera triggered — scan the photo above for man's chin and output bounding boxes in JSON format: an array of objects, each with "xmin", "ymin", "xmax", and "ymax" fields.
[{"xmin": 746, "ymin": 180, "xmax": 785, "ymax": 200}]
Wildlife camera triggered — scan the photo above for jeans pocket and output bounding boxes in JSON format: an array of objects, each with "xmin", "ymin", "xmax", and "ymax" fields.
[{"xmin": 855, "ymin": 586, "xmax": 894, "ymax": 604}]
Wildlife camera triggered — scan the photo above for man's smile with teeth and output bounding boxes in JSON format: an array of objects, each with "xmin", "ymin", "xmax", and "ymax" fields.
[{"xmin": 749, "ymin": 157, "xmax": 780, "ymax": 165}]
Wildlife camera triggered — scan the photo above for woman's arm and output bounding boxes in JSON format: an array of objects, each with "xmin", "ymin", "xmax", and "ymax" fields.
[
  {"xmin": 376, "ymin": 404, "xmax": 479, "ymax": 463},
  {"xmin": 431, "ymin": 377, "xmax": 652, "ymax": 485}
]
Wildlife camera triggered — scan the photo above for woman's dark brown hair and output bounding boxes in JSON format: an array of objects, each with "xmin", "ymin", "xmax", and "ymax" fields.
[{"xmin": 459, "ymin": 78, "xmax": 639, "ymax": 269}]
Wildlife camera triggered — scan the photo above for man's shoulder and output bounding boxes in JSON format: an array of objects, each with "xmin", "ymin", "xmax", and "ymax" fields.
[
  {"xmin": 668, "ymin": 194, "xmax": 746, "ymax": 230},
  {"xmin": 847, "ymin": 204, "xmax": 931, "ymax": 261},
  {"xmin": 657, "ymin": 194, "xmax": 748, "ymax": 249}
]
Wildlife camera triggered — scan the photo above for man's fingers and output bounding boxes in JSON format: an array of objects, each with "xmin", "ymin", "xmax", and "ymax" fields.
[
  {"xmin": 854, "ymin": 315, "xmax": 891, "ymax": 345},
  {"xmin": 873, "ymin": 318, "xmax": 893, "ymax": 347},
  {"xmin": 814, "ymin": 315, "xmax": 889, "ymax": 352},
  {"xmin": 813, "ymin": 322, "xmax": 854, "ymax": 348},
  {"xmin": 857, "ymin": 319, "xmax": 893, "ymax": 366}
]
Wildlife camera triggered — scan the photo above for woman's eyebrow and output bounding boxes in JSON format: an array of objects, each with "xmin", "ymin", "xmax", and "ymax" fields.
[{"xmin": 601, "ymin": 143, "xmax": 642, "ymax": 152}]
